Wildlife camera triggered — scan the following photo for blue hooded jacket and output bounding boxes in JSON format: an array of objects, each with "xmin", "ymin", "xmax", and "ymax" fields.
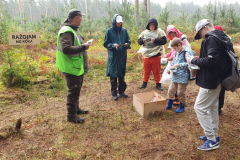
[
  {"xmin": 171, "ymin": 47, "xmax": 195, "ymax": 83},
  {"xmin": 104, "ymin": 14, "xmax": 131, "ymax": 77}
]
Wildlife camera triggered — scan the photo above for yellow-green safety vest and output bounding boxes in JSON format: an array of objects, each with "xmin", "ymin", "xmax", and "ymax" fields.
[{"xmin": 56, "ymin": 26, "xmax": 84, "ymax": 76}]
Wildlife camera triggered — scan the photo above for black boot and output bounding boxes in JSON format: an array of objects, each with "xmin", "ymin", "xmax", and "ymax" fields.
[
  {"xmin": 139, "ymin": 82, "xmax": 147, "ymax": 89},
  {"xmin": 77, "ymin": 109, "xmax": 89, "ymax": 114},
  {"xmin": 119, "ymin": 92, "xmax": 128, "ymax": 98},
  {"xmin": 67, "ymin": 115, "xmax": 85, "ymax": 123},
  {"xmin": 113, "ymin": 95, "xmax": 118, "ymax": 101},
  {"xmin": 156, "ymin": 83, "xmax": 163, "ymax": 91}
]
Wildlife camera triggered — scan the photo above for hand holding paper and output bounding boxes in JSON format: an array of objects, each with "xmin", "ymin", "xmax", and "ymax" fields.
[
  {"xmin": 84, "ymin": 43, "xmax": 90, "ymax": 50},
  {"xmin": 188, "ymin": 56, "xmax": 194, "ymax": 63},
  {"xmin": 114, "ymin": 43, "xmax": 119, "ymax": 49},
  {"xmin": 188, "ymin": 56, "xmax": 199, "ymax": 63}
]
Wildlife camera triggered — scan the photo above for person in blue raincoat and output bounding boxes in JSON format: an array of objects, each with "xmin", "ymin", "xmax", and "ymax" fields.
[{"xmin": 103, "ymin": 14, "xmax": 131, "ymax": 101}]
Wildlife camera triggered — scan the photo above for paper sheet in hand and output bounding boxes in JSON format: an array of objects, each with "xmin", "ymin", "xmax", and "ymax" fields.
[
  {"xmin": 119, "ymin": 44, "xmax": 129, "ymax": 47},
  {"xmin": 161, "ymin": 58, "xmax": 167, "ymax": 65},
  {"xmin": 190, "ymin": 65, "xmax": 200, "ymax": 70},
  {"xmin": 87, "ymin": 39, "xmax": 93, "ymax": 44}
]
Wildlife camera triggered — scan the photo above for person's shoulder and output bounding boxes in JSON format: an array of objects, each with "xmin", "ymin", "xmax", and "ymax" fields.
[
  {"xmin": 206, "ymin": 35, "xmax": 217, "ymax": 39},
  {"xmin": 157, "ymin": 28, "xmax": 166, "ymax": 36},
  {"xmin": 121, "ymin": 27, "xmax": 129, "ymax": 32},
  {"xmin": 60, "ymin": 31, "xmax": 73, "ymax": 37},
  {"xmin": 157, "ymin": 28, "xmax": 165, "ymax": 32},
  {"xmin": 203, "ymin": 35, "xmax": 223, "ymax": 50},
  {"xmin": 206, "ymin": 35, "xmax": 222, "ymax": 45},
  {"xmin": 184, "ymin": 46, "xmax": 195, "ymax": 55},
  {"xmin": 105, "ymin": 28, "xmax": 113, "ymax": 34},
  {"xmin": 138, "ymin": 30, "xmax": 147, "ymax": 37},
  {"xmin": 106, "ymin": 27, "xmax": 113, "ymax": 31},
  {"xmin": 204, "ymin": 35, "xmax": 217, "ymax": 43}
]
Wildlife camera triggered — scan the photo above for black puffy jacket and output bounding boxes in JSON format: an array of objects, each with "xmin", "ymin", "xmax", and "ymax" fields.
[{"xmin": 191, "ymin": 30, "xmax": 233, "ymax": 89}]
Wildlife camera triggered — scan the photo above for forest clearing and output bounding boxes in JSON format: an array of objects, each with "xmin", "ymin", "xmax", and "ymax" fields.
[
  {"xmin": 0, "ymin": 41, "xmax": 239, "ymax": 159},
  {"xmin": 1, "ymin": 0, "xmax": 240, "ymax": 159}
]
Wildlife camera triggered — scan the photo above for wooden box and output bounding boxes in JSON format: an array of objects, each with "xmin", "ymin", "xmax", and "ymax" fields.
[{"xmin": 133, "ymin": 91, "xmax": 167, "ymax": 117}]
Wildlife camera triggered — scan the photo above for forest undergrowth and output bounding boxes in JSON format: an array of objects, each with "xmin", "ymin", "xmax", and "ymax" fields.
[{"xmin": 0, "ymin": 38, "xmax": 240, "ymax": 159}]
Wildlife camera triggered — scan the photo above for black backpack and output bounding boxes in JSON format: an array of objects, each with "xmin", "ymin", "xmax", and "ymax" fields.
[{"xmin": 221, "ymin": 49, "xmax": 240, "ymax": 92}]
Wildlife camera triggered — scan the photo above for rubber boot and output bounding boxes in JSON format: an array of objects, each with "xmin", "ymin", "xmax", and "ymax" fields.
[
  {"xmin": 110, "ymin": 77, "xmax": 118, "ymax": 100},
  {"xmin": 156, "ymin": 83, "xmax": 163, "ymax": 91},
  {"xmin": 175, "ymin": 102, "xmax": 185, "ymax": 113},
  {"xmin": 139, "ymin": 82, "xmax": 147, "ymax": 89},
  {"xmin": 166, "ymin": 99, "xmax": 174, "ymax": 110}
]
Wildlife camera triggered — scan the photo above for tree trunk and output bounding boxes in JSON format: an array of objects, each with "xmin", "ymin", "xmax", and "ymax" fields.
[
  {"xmin": 135, "ymin": 0, "xmax": 139, "ymax": 26},
  {"xmin": 22, "ymin": 0, "xmax": 26, "ymax": 29},
  {"xmin": 84, "ymin": 0, "xmax": 88, "ymax": 16},
  {"xmin": 143, "ymin": 0, "xmax": 147, "ymax": 12},
  {"xmin": 18, "ymin": 0, "xmax": 22, "ymax": 18},
  {"xmin": 22, "ymin": 0, "xmax": 24, "ymax": 17},
  {"xmin": 29, "ymin": 1, "xmax": 32, "ymax": 21},
  {"xmin": 147, "ymin": 0, "xmax": 150, "ymax": 15}
]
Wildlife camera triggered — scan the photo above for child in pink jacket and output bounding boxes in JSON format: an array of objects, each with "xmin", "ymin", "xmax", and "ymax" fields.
[
  {"xmin": 162, "ymin": 25, "xmax": 191, "ymax": 62},
  {"xmin": 161, "ymin": 25, "xmax": 191, "ymax": 105}
]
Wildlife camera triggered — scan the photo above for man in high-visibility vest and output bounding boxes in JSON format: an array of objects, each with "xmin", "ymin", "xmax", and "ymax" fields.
[{"xmin": 56, "ymin": 9, "xmax": 90, "ymax": 123}]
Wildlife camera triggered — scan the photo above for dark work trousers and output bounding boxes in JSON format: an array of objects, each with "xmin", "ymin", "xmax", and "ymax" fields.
[
  {"xmin": 65, "ymin": 74, "xmax": 84, "ymax": 118},
  {"xmin": 110, "ymin": 77, "xmax": 127, "ymax": 96},
  {"xmin": 219, "ymin": 87, "xmax": 225, "ymax": 112}
]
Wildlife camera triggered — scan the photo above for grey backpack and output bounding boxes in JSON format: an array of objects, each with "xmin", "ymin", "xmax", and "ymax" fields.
[{"xmin": 221, "ymin": 49, "xmax": 240, "ymax": 92}]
